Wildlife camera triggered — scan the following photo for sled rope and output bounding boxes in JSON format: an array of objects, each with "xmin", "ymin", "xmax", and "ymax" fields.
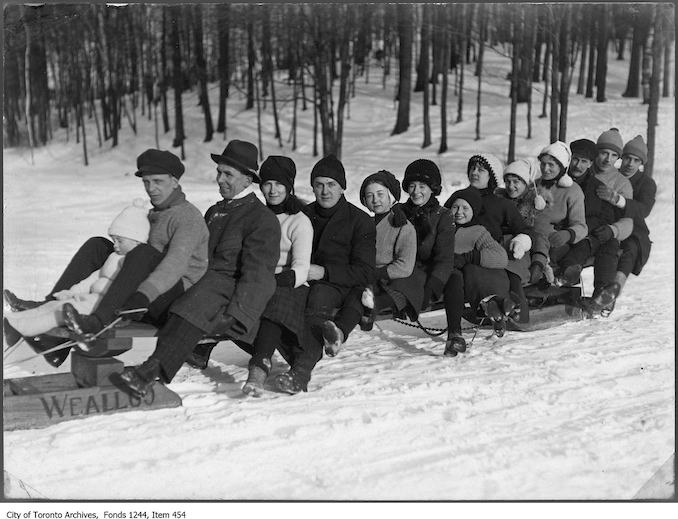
[{"xmin": 392, "ymin": 317, "xmax": 447, "ymax": 337}]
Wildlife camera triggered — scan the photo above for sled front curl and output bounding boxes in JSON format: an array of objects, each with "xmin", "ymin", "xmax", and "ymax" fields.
[{"xmin": 3, "ymin": 332, "xmax": 182, "ymax": 431}]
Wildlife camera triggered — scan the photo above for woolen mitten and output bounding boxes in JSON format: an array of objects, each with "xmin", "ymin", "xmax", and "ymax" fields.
[
  {"xmin": 549, "ymin": 230, "xmax": 572, "ymax": 249},
  {"xmin": 592, "ymin": 225, "xmax": 614, "ymax": 244}
]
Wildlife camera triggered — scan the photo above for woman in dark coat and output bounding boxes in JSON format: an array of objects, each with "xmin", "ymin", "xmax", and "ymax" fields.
[
  {"xmin": 242, "ymin": 156, "xmax": 314, "ymax": 397},
  {"xmin": 395, "ymin": 159, "xmax": 456, "ymax": 322}
]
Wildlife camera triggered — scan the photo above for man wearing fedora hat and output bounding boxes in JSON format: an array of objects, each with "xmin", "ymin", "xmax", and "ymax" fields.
[
  {"xmin": 5, "ymin": 148, "xmax": 209, "ymax": 367},
  {"xmin": 112, "ymin": 140, "xmax": 281, "ymax": 398}
]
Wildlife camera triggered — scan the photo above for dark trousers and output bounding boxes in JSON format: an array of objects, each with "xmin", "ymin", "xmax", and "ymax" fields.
[
  {"xmin": 51, "ymin": 236, "xmax": 184, "ymax": 326},
  {"xmin": 288, "ymin": 282, "xmax": 363, "ymax": 384},
  {"xmin": 443, "ymin": 265, "xmax": 510, "ymax": 335},
  {"xmin": 617, "ymin": 237, "xmax": 641, "ymax": 278},
  {"xmin": 559, "ymin": 237, "xmax": 620, "ymax": 289},
  {"xmin": 150, "ymin": 315, "xmax": 206, "ymax": 383},
  {"xmin": 250, "ymin": 318, "xmax": 297, "ymax": 373}
]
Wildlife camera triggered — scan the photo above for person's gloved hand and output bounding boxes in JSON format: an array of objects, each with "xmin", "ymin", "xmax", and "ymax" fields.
[
  {"xmin": 116, "ymin": 292, "xmax": 150, "ymax": 321},
  {"xmin": 596, "ymin": 184, "xmax": 619, "ymax": 204},
  {"xmin": 454, "ymin": 253, "xmax": 467, "ymax": 270},
  {"xmin": 549, "ymin": 230, "xmax": 572, "ymax": 249},
  {"xmin": 592, "ymin": 225, "xmax": 614, "ymax": 243},
  {"xmin": 422, "ymin": 277, "xmax": 444, "ymax": 309}
]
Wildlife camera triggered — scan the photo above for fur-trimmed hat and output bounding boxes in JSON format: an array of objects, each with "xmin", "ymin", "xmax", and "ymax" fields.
[
  {"xmin": 135, "ymin": 149, "xmax": 184, "ymax": 179},
  {"xmin": 446, "ymin": 186, "xmax": 482, "ymax": 219},
  {"xmin": 468, "ymin": 153, "xmax": 504, "ymax": 190},
  {"xmin": 596, "ymin": 128, "xmax": 624, "ymax": 156},
  {"xmin": 310, "ymin": 154, "xmax": 346, "ymax": 190},
  {"xmin": 570, "ymin": 139, "xmax": 597, "ymax": 162},
  {"xmin": 402, "ymin": 159, "xmax": 442, "ymax": 196},
  {"xmin": 211, "ymin": 140, "xmax": 260, "ymax": 182},
  {"xmin": 260, "ymin": 155, "xmax": 296, "ymax": 194},
  {"xmin": 622, "ymin": 135, "xmax": 648, "ymax": 164},
  {"xmin": 360, "ymin": 170, "xmax": 401, "ymax": 206},
  {"xmin": 108, "ymin": 198, "xmax": 150, "ymax": 244}
]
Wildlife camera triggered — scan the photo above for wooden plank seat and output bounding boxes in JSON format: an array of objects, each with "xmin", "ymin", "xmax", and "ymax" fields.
[{"xmin": 88, "ymin": 283, "xmax": 586, "ymax": 354}]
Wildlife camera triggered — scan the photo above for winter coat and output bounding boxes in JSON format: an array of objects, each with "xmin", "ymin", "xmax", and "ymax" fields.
[
  {"xmin": 171, "ymin": 192, "xmax": 281, "ymax": 344},
  {"xmin": 532, "ymin": 178, "xmax": 587, "ymax": 258},
  {"xmin": 375, "ymin": 211, "xmax": 417, "ymax": 280},
  {"xmin": 575, "ymin": 170, "xmax": 624, "ymax": 232},
  {"xmin": 394, "ymin": 198, "xmax": 455, "ymax": 317},
  {"xmin": 304, "ymin": 196, "xmax": 376, "ymax": 289},
  {"xmin": 495, "ymin": 185, "xmax": 547, "ymax": 283},
  {"xmin": 372, "ymin": 210, "xmax": 418, "ymax": 314},
  {"xmin": 623, "ymin": 170, "xmax": 657, "ymax": 274},
  {"xmin": 593, "ymin": 163, "xmax": 634, "ymax": 241},
  {"xmin": 137, "ymin": 187, "xmax": 209, "ymax": 302}
]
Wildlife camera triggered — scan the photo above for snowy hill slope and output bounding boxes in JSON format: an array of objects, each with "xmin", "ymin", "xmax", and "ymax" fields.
[{"xmin": 2, "ymin": 43, "xmax": 675, "ymax": 500}]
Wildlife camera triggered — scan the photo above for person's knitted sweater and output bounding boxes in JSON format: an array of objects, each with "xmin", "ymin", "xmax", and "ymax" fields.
[
  {"xmin": 274, "ymin": 210, "xmax": 314, "ymax": 288},
  {"xmin": 137, "ymin": 187, "xmax": 209, "ymax": 302},
  {"xmin": 374, "ymin": 210, "xmax": 417, "ymax": 280},
  {"xmin": 592, "ymin": 163, "xmax": 634, "ymax": 241}
]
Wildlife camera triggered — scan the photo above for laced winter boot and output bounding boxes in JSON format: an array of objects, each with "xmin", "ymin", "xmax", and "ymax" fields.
[
  {"xmin": 480, "ymin": 295, "xmax": 507, "ymax": 337},
  {"xmin": 274, "ymin": 369, "xmax": 308, "ymax": 395},
  {"xmin": 322, "ymin": 320, "xmax": 345, "ymax": 357},
  {"xmin": 185, "ymin": 342, "xmax": 218, "ymax": 370},
  {"xmin": 111, "ymin": 358, "xmax": 162, "ymax": 398},
  {"xmin": 444, "ymin": 332, "xmax": 466, "ymax": 356},
  {"xmin": 242, "ymin": 364, "xmax": 268, "ymax": 397},
  {"xmin": 62, "ymin": 303, "xmax": 103, "ymax": 350}
]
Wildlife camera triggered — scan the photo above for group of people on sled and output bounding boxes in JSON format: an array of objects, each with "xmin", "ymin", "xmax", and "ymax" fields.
[{"xmin": 4, "ymin": 127, "xmax": 656, "ymax": 397}]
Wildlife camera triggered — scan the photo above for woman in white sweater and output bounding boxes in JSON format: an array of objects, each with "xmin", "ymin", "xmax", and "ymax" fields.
[
  {"xmin": 243, "ymin": 156, "xmax": 313, "ymax": 396},
  {"xmin": 358, "ymin": 170, "xmax": 418, "ymax": 330},
  {"xmin": 3, "ymin": 200, "xmax": 150, "ymax": 352}
]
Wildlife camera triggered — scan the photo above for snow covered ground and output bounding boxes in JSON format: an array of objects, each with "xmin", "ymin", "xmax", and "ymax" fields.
[{"xmin": 2, "ymin": 36, "xmax": 675, "ymax": 506}]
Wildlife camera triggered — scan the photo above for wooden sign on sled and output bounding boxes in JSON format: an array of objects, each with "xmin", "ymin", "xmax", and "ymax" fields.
[{"xmin": 3, "ymin": 342, "xmax": 182, "ymax": 431}]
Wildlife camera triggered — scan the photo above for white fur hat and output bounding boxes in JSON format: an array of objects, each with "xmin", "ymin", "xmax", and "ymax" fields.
[
  {"xmin": 538, "ymin": 141, "xmax": 572, "ymax": 169},
  {"xmin": 108, "ymin": 198, "xmax": 150, "ymax": 244},
  {"xmin": 468, "ymin": 153, "xmax": 505, "ymax": 189}
]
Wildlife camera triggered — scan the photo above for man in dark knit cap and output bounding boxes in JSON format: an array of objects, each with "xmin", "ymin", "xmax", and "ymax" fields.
[
  {"xmin": 588, "ymin": 135, "xmax": 656, "ymax": 316},
  {"xmin": 274, "ymin": 154, "xmax": 376, "ymax": 394},
  {"xmin": 4, "ymin": 148, "xmax": 209, "ymax": 368}
]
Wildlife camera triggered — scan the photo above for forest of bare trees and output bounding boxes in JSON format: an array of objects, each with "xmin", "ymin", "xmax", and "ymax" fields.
[{"xmin": 3, "ymin": 3, "xmax": 675, "ymax": 175}]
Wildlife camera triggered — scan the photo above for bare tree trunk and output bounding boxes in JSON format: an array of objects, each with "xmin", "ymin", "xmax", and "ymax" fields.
[
  {"xmin": 456, "ymin": 5, "xmax": 466, "ymax": 123},
  {"xmin": 392, "ymin": 3, "xmax": 413, "ymax": 135},
  {"xmin": 194, "ymin": 5, "xmax": 213, "ymax": 142},
  {"xmin": 255, "ymin": 71, "xmax": 263, "ymax": 160},
  {"xmin": 216, "ymin": 4, "xmax": 230, "ymax": 137},
  {"xmin": 421, "ymin": 4, "xmax": 431, "ymax": 148},
  {"xmin": 508, "ymin": 7, "xmax": 522, "ymax": 162},
  {"xmin": 595, "ymin": 4, "xmax": 609, "ymax": 102},
  {"xmin": 439, "ymin": 5, "xmax": 450, "ymax": 152},
  {"xmin": 646, "ymin": 5, "xmax": 664, "ymax": 177},
  {"xmin": 23, "ymin": 6, "xmax": 35, "ymax": 164},
  {"xmin": 170, "ymin": 6, "xmax": 185, "ymax": 158},
  {"xmin": 474, "ymin": 3, "xmax": 485, "ymax": 142},
  {"xmin": 549, "ymin": 6, "xmax": 560, "ymax": 142},
  {"xmin": 246, "ymin": 7, "xmax": 255, "ymax": 110}
]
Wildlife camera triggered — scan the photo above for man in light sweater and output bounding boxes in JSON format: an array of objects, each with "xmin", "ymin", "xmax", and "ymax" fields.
[{"xmin": 6, "ymin": 149, "xmax": 209, "ymax": 364}]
